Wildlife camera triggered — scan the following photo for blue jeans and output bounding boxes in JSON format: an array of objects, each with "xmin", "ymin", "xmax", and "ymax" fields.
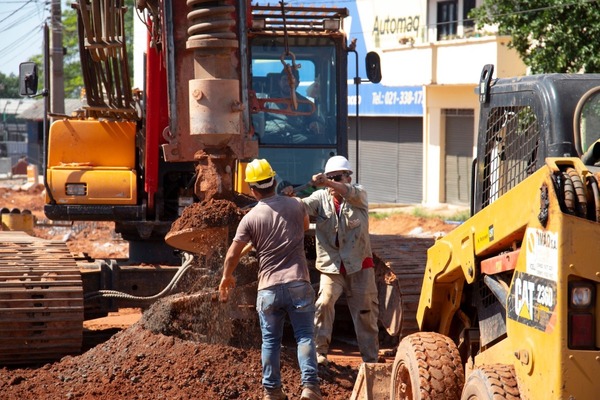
[{"xmin": 257, "ymin": 280, "xmax": 319, "ymax": 389}]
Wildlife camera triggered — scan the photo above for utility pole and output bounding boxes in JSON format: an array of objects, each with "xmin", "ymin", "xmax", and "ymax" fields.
[{"xmin": 50, "ymin": 0, "xmax": 64, "ymax": 114}]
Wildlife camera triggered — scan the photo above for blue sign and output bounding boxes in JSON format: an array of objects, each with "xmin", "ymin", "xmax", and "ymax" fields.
[
  {"xmin": 256, "ymin": 0, "xmax": 425, "ymax": 117},
  {"xmin": 349, "ymin": 84, "xmax": 423, "ymax": 116}
]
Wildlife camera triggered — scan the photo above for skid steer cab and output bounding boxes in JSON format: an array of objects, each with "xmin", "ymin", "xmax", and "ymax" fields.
[{"xmin": 352, "ymin": 65, "xmax": 600, "ymax": 400}]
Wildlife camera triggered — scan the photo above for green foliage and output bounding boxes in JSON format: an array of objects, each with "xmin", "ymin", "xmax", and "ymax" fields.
[
  {"xmin": 62, "ymin": 8, "xmax": 81, "ymax": 99},
  {"xmin": 445, "ymin": 209, "xmax": 470, "ymax": 222},
  {"xmin": 471, "ymin": 1, "xmax": 600, "ymax": 73},
  {"xmin": 369, "ymin": 207, "xmax": 470, "ymax": 223},
  {"xmin": 369, "ymin": 211, "xmax": 392, "ymax": 220},
  {"xmin": 61, "ymin": 1, "xmax": 135, "ymax": 98},
  {"xmin": 0, "ymin": 73, "xmax": 21, "ymax": 98},
  {"xmin": 411, "ymin": 206, "xmax": 470, "ymax": 222}
]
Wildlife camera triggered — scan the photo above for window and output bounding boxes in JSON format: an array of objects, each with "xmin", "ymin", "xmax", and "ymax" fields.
[
  {"xmin": 437, "ymin": 1, "xmax": 457, "ymax": 40},
  {"xmin": 463, "ymin": 0, "xmax": 476, "ymax": 34},
  {"xmin": 251, "ymin": 41, "xmax": 337, "ymax": 148},
  {"xmin": 250, "ymin": 37, "xmax": 340, "ymax": 187}
]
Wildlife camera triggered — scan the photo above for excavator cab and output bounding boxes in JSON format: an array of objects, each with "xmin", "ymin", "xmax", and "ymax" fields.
[{"xmin": 246, "ymin": 6, "xmax": 349, "ymax": 195}]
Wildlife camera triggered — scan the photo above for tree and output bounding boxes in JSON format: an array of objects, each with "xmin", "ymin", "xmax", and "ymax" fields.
[
  {"xmin": 62, "ymin": 8, "xmax": 84, "ymax": 99},
  {"xmin": 0, "ymin": 73, "xmax": 21, "ymax": 98},
  {"xmin": 62, "ymin": 1, "xmax": 135, "ymax": 98},
  {"xmin": 471, "ymin": 1, "xmax": 600, "ymax": 74},
  {"xmin": 0, "ymin": 1, "xmax": 135, "ymax": 100}
]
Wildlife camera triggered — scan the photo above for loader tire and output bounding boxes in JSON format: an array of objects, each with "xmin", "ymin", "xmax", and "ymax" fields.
[
  {"xmin": 461, "ymin": 364, "xmax": 520, "ymax": 400},
  {"xmin": 390, "ymin": 332, "xmax": 464, "ymax": 400}
]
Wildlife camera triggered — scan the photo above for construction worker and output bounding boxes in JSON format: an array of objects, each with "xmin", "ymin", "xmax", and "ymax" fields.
[
  {"xmin": 218, "ymin": 159, "xmax": 322, "ymax": 400},
  {"xmin": 287, "ymin": 155, "xmax": 379, "ymax": 365},
  {"xmin": 262, "ymin": 68, "xmax": 324, "ymax": 143}
]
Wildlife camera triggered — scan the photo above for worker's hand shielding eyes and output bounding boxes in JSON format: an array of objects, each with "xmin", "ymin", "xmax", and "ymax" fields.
[
  {"xmin": 312, "ymin": 173, "xmax": 327, "ymax": 187},
  {"xmin": 280, "ymin": 186, "xmax": 295, "ymax": 196},
  {"xmin": 219, "ymin": 276, "xmax": 236, "ymax": 302}
]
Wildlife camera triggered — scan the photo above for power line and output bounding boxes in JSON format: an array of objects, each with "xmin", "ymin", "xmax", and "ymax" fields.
[
  {"xmin": 0, "ymin": 0, "xmax": 46, "ymax": 33},
  {"xmin": 0, "ymin": 0, "xmax": 36, "ymax": 26},
  {"xmin": 0, "ymin": 0, "xmax": 47, "ymax": 74},
  {"xmin": 481, "ymin": 0, "xmax": 600, "ymax": 20},
  {"xmin": 0, "ymin": 24, "xmax": 43, "ymax": 58}
]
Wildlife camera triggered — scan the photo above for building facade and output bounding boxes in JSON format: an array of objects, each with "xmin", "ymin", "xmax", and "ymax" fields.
[
  {"xmin": 0, "ymin": 98, "xmax": 36, "ymax": 174},
  {"xmin": 345, "ymin": 0, "xmax": 527, "ymax": 205}
]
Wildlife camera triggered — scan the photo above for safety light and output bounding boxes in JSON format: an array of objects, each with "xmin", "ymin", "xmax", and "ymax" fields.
[
  {"xmin": 569, "ymin": 313, "xmax": 594, "ymax": 348},
  {"xmin": 323, "ymin": 19, "xmax": 340, "ymax": 31},
  {"xmin": 568, "ymin": 280, "xmax": 596, "ymax": 349},
  {"xmin": 65, "ymin": 183, "xmax": 87, "ymax": 196},
  {"xmin": 571, "ymin": 285, "xmax": 593, "ymax": 307}
]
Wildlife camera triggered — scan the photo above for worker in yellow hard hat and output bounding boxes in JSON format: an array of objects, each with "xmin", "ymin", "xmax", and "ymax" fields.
[
  {"xmin": 243, "ymin": 158, "xmax": 277, "ymax": 189},
  {"xmin": 219, "ymin": 159, "xmax": 322, "ymax": 400}
]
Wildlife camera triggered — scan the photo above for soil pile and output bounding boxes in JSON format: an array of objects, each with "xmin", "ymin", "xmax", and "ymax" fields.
[
  {"xmin": 0, "ymin": 322, "xmax": 358, "ymax": 400},
  {"xmin": 0, "ymin": 194, "xmax": 357, "ymax": 399},
  {"xmin": 165, "ymin": 196, "xmax": 254, "ymax": 256},
  {"xmin": 0, "ymin": 183, "xmax": 462, "ymax": 399},
  {"xmin": 169, "ymin": 196, "xmax": 252, "ymax": 232}
]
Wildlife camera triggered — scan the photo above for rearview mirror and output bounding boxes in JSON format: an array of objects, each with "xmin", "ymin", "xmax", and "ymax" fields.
[
  {"xmin": 19, "ymin": 62, "xmax": 38, "ymax": 96},
  {"xmin": 365, "ymin": 52, "xmax": 382, "ymax": 84}
]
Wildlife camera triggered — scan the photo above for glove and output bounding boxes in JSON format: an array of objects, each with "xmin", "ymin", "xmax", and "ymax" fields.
[{"xmin": 219, "ymin": 276, "xmax": 236, "ymax": 302}]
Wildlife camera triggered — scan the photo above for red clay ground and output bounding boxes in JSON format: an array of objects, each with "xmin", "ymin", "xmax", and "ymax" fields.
[{"xmin": 0, "ymin": 184, "xmax": 459, "ymax": 400}]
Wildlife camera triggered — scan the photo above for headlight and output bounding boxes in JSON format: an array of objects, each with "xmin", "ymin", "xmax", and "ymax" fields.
[
  {"xmin": 65, "ymin": 183, "xmax": 87, "ymax": 196},
  {"xmin": 323, "ymin": 19, "xmax": 341, "ymax": 31},
  {"xmin": 571, "ymin": 284, "xmax": 593, "ymax": 307},
  {"xmin": 568, "ymin": 280, "xmax": 596, "ymax": 349}
]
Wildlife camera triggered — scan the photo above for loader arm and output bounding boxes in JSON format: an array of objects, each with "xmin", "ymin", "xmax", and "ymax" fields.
[{"xmin": 417, "ymin": 159, "xmax": 559, "ymax": 333}]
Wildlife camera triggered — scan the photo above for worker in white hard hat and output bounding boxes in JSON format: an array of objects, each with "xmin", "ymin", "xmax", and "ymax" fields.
[
  {"xmin": 286, "ymin": 155, "xmax": 379, "ymax": 365},
  {"xmin": 219, "ymin": 159, "xmax": 322, "ymax": 400}
]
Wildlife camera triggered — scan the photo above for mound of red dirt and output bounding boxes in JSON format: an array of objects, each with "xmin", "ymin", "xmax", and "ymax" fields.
[
  {"xmin": 0, "ymin": 183, "xmax": 460, "ymax": 399},
  {"xmin": 0, "ymin": 318, "xmax": 358, "ymax": 400}
]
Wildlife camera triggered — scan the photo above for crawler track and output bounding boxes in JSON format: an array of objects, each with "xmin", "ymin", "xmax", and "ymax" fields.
[{"xmin": 0, "ymin": 231, "xmax": 84, "ymax": 365}]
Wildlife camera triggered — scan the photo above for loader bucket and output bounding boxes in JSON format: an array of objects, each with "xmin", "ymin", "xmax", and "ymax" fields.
[
  {"xmin": 350, "ymin": 362, "xmax": 392, "ymax": 400},
  {"xmin": 165, "ymin": 226, "xmax": 228, "ymax": 255}
]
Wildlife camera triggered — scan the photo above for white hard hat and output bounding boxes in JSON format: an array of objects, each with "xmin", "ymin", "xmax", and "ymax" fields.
[{"xmin": 324, "ymin": 155, "xmax": 352, "ymax": 174}]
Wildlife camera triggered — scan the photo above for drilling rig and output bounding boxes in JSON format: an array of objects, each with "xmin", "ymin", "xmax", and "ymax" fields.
[{"xmin": 5, "ymin": 0, "xmax": 379, "ymax": 365}]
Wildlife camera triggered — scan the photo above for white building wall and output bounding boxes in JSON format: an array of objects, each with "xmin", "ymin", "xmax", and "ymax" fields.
[
  {"xmin": 133, "ymin": 12, "xmax": 147, "ymax": 91},
  {"xmin": 345, "ymin": 0, "xmax": 527, "ymax": 205},
  {"xmin": 424, "ymin": 85, "xmax": 480, "ymax": 206}
]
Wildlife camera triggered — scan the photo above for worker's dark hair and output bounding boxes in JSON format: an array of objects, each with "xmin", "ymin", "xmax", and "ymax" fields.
[{"xmin": 250, "ymin": 177, "xmax": 276, "ymax": 196}]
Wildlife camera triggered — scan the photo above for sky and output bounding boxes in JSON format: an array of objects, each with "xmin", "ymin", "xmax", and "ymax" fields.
[
  {"xmin": 0, "ymin": 0, "xmax": 68, "ymax": 77},
  {"xmin": 0, "ymin": 0, "xmax": 358, "ymax": 78}
]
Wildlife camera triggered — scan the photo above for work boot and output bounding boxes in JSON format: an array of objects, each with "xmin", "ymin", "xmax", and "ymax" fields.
[
  {"xmin": 316, "ymin": 353, "xmax": 328, "ymax": 365},
  {"xmin": 263, "ymin": 386, "xmax": 288, "ymax": 400},
  {"xmin": 300, "ymin": 384, "xmax": 322, "ymax": 400}
]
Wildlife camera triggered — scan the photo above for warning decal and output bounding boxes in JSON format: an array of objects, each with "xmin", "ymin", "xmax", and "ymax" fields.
[
  {"xmin": 507, "ymin": 271, "xmax": 557, "ymax": 332},
  {"xmin": 525, "ymin": 227, "xmax": 558, "ymax": 281}
]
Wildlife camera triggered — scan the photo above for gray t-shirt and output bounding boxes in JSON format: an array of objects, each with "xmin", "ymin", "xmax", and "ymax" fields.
[{"xmin": 234, "ymin": 195, "xmax": 309, "ymax": 290}]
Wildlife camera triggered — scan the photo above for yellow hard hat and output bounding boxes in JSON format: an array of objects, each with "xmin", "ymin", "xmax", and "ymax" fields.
[{"xmin": 245, "ymin": 159, "xmax": 276, "ymax": 184}]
